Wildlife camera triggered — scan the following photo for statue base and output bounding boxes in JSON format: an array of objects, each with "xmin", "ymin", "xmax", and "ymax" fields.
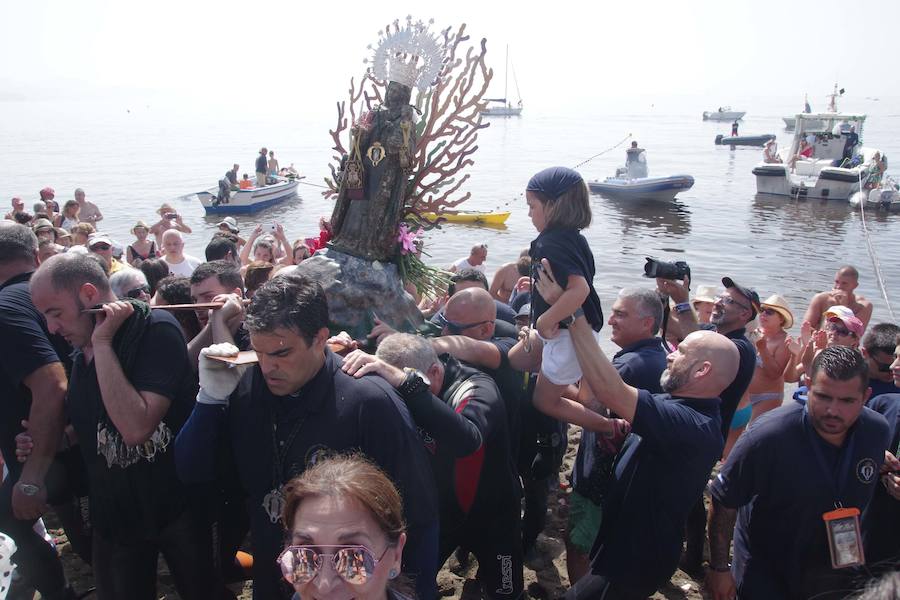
[{"xmin": 292, "ymin": 247, "xmax": 422, "ymax": 341}]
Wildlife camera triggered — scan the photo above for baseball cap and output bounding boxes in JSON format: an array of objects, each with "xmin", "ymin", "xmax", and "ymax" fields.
[
  {"xmin": 516, "ymin": 304, "xmax": 531, "ymax": 319},
  {"xmin": 721, "ymin": 277, "xmax": 761, "ymax": 319},
  {"xmin": 87, "ymin": 233, "xmax": 113, "ymax": 248},
  {"xmin": 823, "ymin": 305, "xmax": 855, "ymax": 321},
  {"xmin": 824, "ymin": 306, "xmax": 864, "ymax": 337}
]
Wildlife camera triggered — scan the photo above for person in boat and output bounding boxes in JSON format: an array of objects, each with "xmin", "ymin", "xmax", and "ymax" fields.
[
  {"xmin": 763, "ymin": 139, "xmax": 782, "ymax": 164},
  {"xmin": 625, "ymin": 142, "xmax": 647, "ymax": 178},
  {"xmin": 255, "ymin": 147, "xmax": 268, "ymax": 188},
  {"xmin": 731, "ymin": 121, "xmax": 739, "ymax": 137},
  {"xmin": 842, "ymin": 125, "xmax": 859, "ymax": 162},
  {"xmin": 865, "ymin": 151, "xmax": 886, "ymax": 189},
  {"xmin": 788, "ymin": 139, "xmax": 814, "ymax": 171},
  {"xmin": 225, "ymin": 164, "xmax": 240, "ymax": 189},
  {"xmin": 239, "ymin": 173, "xmax": 254, "ymax": 190},
  {"xmin": 267, "ymin": 150, "xmax": 279, "ymax": 184}
]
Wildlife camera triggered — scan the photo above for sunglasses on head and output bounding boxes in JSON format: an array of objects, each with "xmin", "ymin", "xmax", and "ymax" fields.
[
  {"xmin": 125, "ymin": 285, "xmax": 150, "ymax": 299},
  {"xmin": 277, "ymin": 545, "xmax": 389, "ymax": 586},
  {"xmin": 436, "ymin": 312, "xmax": 490, "ymax": 334},
  {"xmin": 91, "ymin": 243, "xmax": 111, "ymax": 251}
]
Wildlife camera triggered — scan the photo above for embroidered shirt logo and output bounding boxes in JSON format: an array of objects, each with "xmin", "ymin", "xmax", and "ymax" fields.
[{"xmin": 856, "ymin": 458, "xmax": 877, "ymax": 484}]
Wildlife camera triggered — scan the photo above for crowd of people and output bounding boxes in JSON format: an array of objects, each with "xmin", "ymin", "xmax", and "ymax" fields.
[{"xmin": 0, "ymin": 166, "xmax": 898, "ymax": 600}]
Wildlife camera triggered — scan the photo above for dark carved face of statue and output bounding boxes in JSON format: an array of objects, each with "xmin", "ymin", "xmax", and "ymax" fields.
[{"xmin": 385, "ymin": 81, "xmax": 412, "ymax": 108}]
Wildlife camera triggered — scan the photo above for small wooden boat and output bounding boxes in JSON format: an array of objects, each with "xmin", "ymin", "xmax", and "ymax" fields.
[
  {"xmin": 588, "ymin": 175, "xmax": 694, "ymax": 202},
  {"xmin": 197, "ymin": 176, "xmax": 300, "ymax": 214},
  {"xmin": 420, "ymin": 210, "xmax": 511, "ymax": 224},
  {"xmin": 715, "ymin": 134, "xmax": 776, "ymax": 147}
]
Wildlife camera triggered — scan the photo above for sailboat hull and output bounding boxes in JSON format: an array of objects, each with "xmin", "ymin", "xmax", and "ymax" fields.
[{"xmin": 481, "ymin": 106, "xmax": 522, "ymax": 117}]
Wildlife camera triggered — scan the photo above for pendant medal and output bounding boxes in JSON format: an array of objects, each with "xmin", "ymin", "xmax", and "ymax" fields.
[
  {"xmin": 263, "ymin": 486, "xmax": 285, "ymax": 524},
  {"xmin": 367, "ymin": 142, "xmax": 385, "ymax": 167}
]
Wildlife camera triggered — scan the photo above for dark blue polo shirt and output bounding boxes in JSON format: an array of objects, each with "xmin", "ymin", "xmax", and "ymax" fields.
[
  {"xmin": 869, "ymin": 378, "xmax": 900, "ymax": 400},
  {"xmin": 587, "ymin": 390, "xmax": 723, "ymax": 596},
  {"xmin": 863, "ymin": 393, "xmax": 900, "ymax": 565},
  {"xmin": 710, "ymin": 402, "xmax": 890, "ymax": 599},
  {"xmin": 175, "ymin": 349, "xmax": 437, "ymax": 600},
  {"xmin": 572, "ymin": 337, "xmax": 667, "ymax": 493}
]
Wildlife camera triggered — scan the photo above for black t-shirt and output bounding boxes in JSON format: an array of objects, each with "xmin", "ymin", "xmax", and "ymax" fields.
[
  {"xmin": 529, "ymin": 227, "xmax": 603, "ymax": 331},
  {"xmin": 477, "ymin": 336, "xmax": 523, "ymax": 460},
  {"xmin": 67, "ymin": 310, "xmax": 195, "ymax": 542},
  {"xmin": 573, "ymin": 337, "xmax": 667, "ymax": 495},
  {"xmin": 719, "ymin": 328, "xmax": 757, "ymax": 439},
  {"xmin": 589, "ymin": 390, "xmax": 723, "ymax": 595},
  {"xmin": 869, "ymin": 377, "xmax": 900, "ymax": 400},
  {"xmin": 222, "ymin": 350, "xmax": 437, "ymax": 599},
  {"xmin": 0, "ymin": 272, "xmax": 70, "ymax": 466},
  {"xmin": 255, "ymin": 154, "xmax": 268, "ymax": 173},
  {"xmin": 710, "ymin": 402, "xmax": 890, "ymax": 599},
  {"xmin": 225, "ymin": 170, "xmax": 238, "ymax": 185},
  {"xmin": 863, "ymin": 393, "xmax": 900, "ymax": 565}
]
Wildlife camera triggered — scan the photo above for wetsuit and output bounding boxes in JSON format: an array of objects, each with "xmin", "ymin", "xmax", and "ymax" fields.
[{"xmin": 400, "ymin": 355, "xmax": 523, "ymax": 599}]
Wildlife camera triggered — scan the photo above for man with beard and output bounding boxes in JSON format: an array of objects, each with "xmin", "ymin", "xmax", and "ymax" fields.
[
  {"xmin": 706, "ymin": 346, "xmax": 889, "ymax": 600},
  {"xmin": 563, "ymin": 321, "xmax": 740, "ymax": 598}
]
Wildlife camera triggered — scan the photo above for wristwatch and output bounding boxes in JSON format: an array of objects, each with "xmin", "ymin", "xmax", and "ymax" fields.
[
  {"xmin": 18, "ymin": 483, "xmax": 40, "ymax": 496},
  {"xmin": 397, "ymin": 368, "xmax": 430, "ymax": 397},
  {"xmin": 560, "ymin": 307, "xmax": 585, "ymax": 326}
]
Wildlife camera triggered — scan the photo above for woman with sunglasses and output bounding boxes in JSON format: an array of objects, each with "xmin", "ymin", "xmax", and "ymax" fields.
[{"xmin": 278, "ymin": 455, "xmax": 410, "ymax": 600}]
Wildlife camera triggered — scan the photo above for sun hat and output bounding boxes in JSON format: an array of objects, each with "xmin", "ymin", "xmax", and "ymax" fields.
[
  {"xmin": 217, "ymin": 216, "xmax": 240, "ymax": 233},
  {"xmin": 131, "ymin": 220, "xmax": 149, "ymax": 234},
  {"xmin": 157, "ymin": 203, "xmax": 175, "ymax": 215},
  {"xmin": 32, "ymin": 218, "xmax": 54, "ymax": 231},
  {"xmin": 760, "ymin": 294, "xmax": 794, "ymax": 330},
  {"xmin": 722, "ymin": 277, "xmax": 761, "ymax": 319},
  {"xmin": 691, "ymin": 284, "xmax": 719, "ymax": 307},
  {"xmin": 823, "ymin": 305, "xmax": 854, "ymax": 321},
  {"xmin": 87, "ymin": 232, "xmax": 114, "ymax": 248}
]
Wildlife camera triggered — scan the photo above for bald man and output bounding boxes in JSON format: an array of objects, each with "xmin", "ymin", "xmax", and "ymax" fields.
[
  {"xmin": 565, "ymin": 316, "xmax": 739, "ymax": 599},
  {"xmin": 161, "ymin": 230, "xmax": 202, "ymax": 278},
  {"xmin": 804, "ymin": 265, "xmax": 874, "ymax": 332}
]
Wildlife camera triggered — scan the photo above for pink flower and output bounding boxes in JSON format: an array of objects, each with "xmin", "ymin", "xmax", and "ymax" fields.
[{"xmin": 397, "ymin": 223, "xmax": 422, "ymax": 255}]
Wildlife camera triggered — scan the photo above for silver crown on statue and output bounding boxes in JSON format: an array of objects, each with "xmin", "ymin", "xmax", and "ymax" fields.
[{"xmin": 364, "ymin": 17, "xmax": 445, "ymax": 93}]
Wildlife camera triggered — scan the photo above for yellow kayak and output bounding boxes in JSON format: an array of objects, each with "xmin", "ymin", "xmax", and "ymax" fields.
[{"xmin": 420, "ymin": 211, "xmax": 510, "ymax": 225}]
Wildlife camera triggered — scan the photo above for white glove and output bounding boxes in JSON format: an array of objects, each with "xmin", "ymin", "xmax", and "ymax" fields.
[{"xmin": 198, "ymin": 343, "xmax": 247, "ymax": 402}]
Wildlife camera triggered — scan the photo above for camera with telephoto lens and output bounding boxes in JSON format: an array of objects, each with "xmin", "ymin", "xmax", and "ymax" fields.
[{"xmin": 643, "ymin": 257, "xmax": 691, "ymax": 281}]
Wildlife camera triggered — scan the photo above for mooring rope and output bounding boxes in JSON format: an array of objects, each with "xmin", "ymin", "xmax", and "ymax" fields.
[
  {"xmin": 856, "ymin": 171, "xmax": 896, "ymax": 321},
  {"xmin": 572, "ymin": 133, "xmax": 633, "ymax": 170}
]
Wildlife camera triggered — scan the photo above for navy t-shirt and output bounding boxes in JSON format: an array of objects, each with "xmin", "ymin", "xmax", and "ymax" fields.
[
  {"xmin": 67, "ymin": 309, "xmax": 195, "ymax": 542},
  {"xmin": 719, "ymin": 328, "xmax": 757, "ymax": 439},
  {"xmin": 710, "ymin": 402, "xmax": 890, "ymax": 599},
  {"xmin": 0, "ymin": 272, "xmax": 70, "ymax": 467},
  {"xmin": 588, "ymin": 390, "xmax": 723, "ymax": 595},
  {"xmin": 869, "ymin": 378, "xmax": 900, "ymax": 401},
  {"xmin": 863, "ymin": 393, "xmax": 900, "ymax": 565},
  {"xmin": 572, "ymin": 337, "xmax": 667, "ymax": 494},
  {"xmin": 255, "ymin": 154, "xmax": 268, "ymax": 173},
  {"xmin": 529, "ymin": 227, "xmax": 603, "ymax": 331}
]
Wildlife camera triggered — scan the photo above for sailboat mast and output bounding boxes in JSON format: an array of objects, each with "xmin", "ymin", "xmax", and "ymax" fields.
[{"xmin": 504, "ymin": 45, "xmax": 509, "ymax": 105}]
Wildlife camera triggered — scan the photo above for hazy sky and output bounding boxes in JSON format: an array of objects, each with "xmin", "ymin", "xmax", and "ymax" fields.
[{"xmin": 3, "ymin": 0, "xmax": 899, "ymax": 113}]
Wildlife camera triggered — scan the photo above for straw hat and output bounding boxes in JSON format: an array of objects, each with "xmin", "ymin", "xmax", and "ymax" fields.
[
  {"xmin": 760, "ymin": 294, "xmax": 794, "ymax": 330},
  {"xmin": 691, "ymin": 284, "xmax": 719, "ymax": 307},
  {"xmin": 157, "ymin": 203, "xmax": 175, "ymax": 215},
  {"xmin": 131, "ymin": 220, "xmax": 149, "ymax": 234}
]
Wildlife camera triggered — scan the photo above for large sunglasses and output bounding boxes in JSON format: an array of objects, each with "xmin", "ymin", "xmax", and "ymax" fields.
[
  {"xmin": 716, "ymin": 294, "xmax": 750, "ymax": 311},
  {"xmin": 125, "ymin": 285, "xmax": 150, "ymax": 299},
  {"xmin": 277, "ymin": 545, "xmax": 389, "ymax": 586},
  {"xmin": 869, "ymin": 355, "xmax": 894, "ymax": 373},
  {"xmin": 436, "ymin": 312, "xmax": 490, "ymax": 334}
]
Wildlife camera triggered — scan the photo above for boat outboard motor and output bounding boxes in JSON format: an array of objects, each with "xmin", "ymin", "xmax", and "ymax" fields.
[{"xmin": 715, "ymin": 134, "xmax": 724, "ymax": 145}]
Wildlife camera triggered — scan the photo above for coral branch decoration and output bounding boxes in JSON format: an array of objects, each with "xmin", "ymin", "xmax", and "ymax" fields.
[{"xmin": 325, "ymin": 18, "xmax": 493, "ymax": 222}]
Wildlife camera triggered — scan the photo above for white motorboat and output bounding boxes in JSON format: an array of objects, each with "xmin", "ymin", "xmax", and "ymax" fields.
[
  {"xmin": 197, "ymin": 175, "xmax": 300, "ymax": 214},
  {"xmin": 481, "ymin": 46, "xmax": 523, "ymax": 117},
  {"xmin": 753, "ymin": 112, "xmax": 879, "ymax": 201},
  {"xmin": 702, "ymin": 107, "xmax": 746, "ymax": 121}
]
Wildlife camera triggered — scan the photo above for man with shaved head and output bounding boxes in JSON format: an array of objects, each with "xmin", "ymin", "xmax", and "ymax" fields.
[
  {"xmin": 804, "ymin": 265, "xmax": 874, "ymax": 332},
  {"xmin": 161, "ymin": 229, "xmax": 202, "ymax": 278},
  {"xmin": 559, "ymin": 312, "xmax": 739, "ymax": 598}
]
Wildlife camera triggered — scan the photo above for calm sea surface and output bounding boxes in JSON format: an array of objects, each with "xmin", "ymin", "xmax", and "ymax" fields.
[{"xmin": 2, "ymin": 97, "xmax": 897, "ymax": 339}]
